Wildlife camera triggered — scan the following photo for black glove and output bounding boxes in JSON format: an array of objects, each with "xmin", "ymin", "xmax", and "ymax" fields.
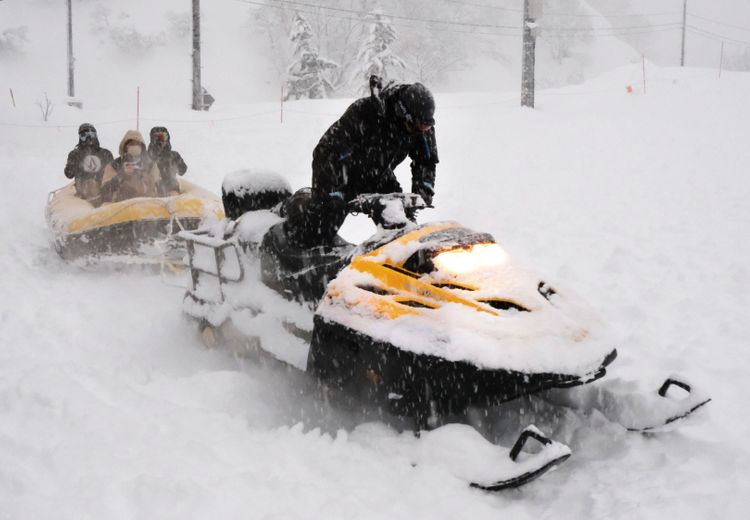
[{"xmin": 413, "ymin": 180, "xmax": 434, "ymax": 206}]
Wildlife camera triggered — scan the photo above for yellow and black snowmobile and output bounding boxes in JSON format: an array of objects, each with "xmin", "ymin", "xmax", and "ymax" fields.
[
  {"xmin": 46, "ymin": 178, "xmax": 223, "ymax": 264},
  {"xmin": 180, "ymin": 171, "xmax": 710, "ymax": 491}
]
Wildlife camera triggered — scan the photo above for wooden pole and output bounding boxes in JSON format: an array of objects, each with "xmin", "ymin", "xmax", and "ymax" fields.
[
  {"xmin": 67, "ymin": 0, "xmax": 75, "ymax": 97},
  {"xmin": 192, "ymin": 0, "xmax": 202, "ymax": 110},
  {"xmin": 719, "ymin": 41, "xmax": 725, "ymax": 78},
  {"xmin": 680, "ymin": 0, "xmax": 687, "ymax": 66},
  {"xmin": 137, "ymin": 86, "xmax": 140, "ymax": 130},
  {"xmin": 280, "ymin": 85, "xmax": 284, "ymax": 124},
  {"xmin": 9, "ymin": 88, "xmax": 16, "ymax": 108},
  {"xmin": 521, "ymin": 0, "xmax": 537, "ymax": 108},
  {"xmin": 642, "ymin": 54, "xmax": 647, "ymax": 94}
]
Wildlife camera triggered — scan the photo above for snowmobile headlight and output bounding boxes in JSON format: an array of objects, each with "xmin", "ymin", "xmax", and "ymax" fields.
[{"xmin": 433, "ymin": 243, "xmax": 507, "ymax": 274}]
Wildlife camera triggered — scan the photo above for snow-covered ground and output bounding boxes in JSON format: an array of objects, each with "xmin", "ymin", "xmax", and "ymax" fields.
[{"xmin": 1, "ymin": 64, "xmax": 749, "ymax": 518}]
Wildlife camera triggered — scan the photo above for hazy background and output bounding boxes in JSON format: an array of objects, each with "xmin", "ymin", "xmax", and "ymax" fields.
[{"xmin": 1, "ymin": 0, "xmax": 749, "ymax": 111}]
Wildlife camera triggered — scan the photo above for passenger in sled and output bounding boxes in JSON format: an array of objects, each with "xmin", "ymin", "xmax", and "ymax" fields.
[
  {"xmin": 148, "ymin": 126, "xmax": 188, "ymax": 197},
  {"xmin": 63, "ymin": 123, "xmax": 114, "ymax": 207},
  {"xmin": 99, "ymin": 129, "xmax": 162, "ymax": 205}
]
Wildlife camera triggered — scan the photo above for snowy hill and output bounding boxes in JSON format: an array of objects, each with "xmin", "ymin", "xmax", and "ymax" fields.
[{"xmin": 1, "ymin": 59, "xmax": 749, "ymax": 517}]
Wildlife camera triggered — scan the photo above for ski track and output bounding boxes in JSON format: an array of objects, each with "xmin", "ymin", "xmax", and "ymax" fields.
[{"xmin": 1, "ymin": 66, "xmax": 749, "ymax": 518}]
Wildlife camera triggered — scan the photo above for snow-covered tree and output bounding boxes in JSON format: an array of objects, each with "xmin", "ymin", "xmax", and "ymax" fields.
[
  {"xmin": 90, "ymin": 6, "xmax": 167, "ymax": 55},
  {"xmin": 351, "ymin": 10, "xmax": 405, "ymax": 95},
  {"xmin": 540, "ymin": 0, "xmax": 594, "ymax": 64},
  {"xmin": 725, "ymin": 45, "xmax": 750, "ymax": 72},
  {"xmin": 0, "ymin": 26, "xmax": 28, "ymax": 58},
  {"xmin": 284, "ymin": 13, "xmax": 339, "ymax": 100}
]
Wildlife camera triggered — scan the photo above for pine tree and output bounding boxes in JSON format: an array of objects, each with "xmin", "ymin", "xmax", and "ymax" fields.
[
  {"xmin": 351, "ymin": 10, "xmax": 405, "ymax": 95},
  {"xmin": 284, "ymin": 13, "xmax": 339, "ymax": 100}
]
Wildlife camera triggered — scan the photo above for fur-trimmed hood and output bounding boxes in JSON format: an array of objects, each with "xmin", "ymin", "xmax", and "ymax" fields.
[{"xmin": 118, "ymin": 130, "xmax": 146, "ymax": 156}]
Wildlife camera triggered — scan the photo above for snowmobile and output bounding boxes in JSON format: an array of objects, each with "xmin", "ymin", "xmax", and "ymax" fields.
[
  {"xmin": 180, "ymin": 170, "xmax": 711, "ymax": 491},
  {"xmin": 46, "ymin": 178, "xmax": 224, "ymax": 265}
]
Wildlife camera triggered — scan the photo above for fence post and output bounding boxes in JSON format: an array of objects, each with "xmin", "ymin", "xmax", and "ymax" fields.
[
  {"xmin": 719, "ymin": 41, "xmax": 725, "ymax": 78},
  {"xmin": 9, "ymin": 88, "xmax": 16, "ymax": 108},
  {"xmin": 137, "ymin": 86, "xmax": 140, "ymax": 130}
]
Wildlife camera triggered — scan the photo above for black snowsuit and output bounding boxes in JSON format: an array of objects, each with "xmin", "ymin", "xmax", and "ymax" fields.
[
  {"xmin": 147, "ymin": 128, "xmax": 187, "ymax": 196},
  {"xmin": 285, "ymin": 84, "xmax": 439, "ymax": 247},
  {"xmin": 64, "ymin": 139, "xmax": 114, "ymax": 204}
]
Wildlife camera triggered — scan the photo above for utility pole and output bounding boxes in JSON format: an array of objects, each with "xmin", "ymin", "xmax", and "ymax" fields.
[
  {"xmin": 67, "ymin": 0, "xmax": 75, "ymax": 97},
  {"xmin": 680, "ymin": 0, "xmax": 687, "ymax": 66},
  {"xmin": 192, "ymin": 0, "xmax": 202, "ymax": 110},
  {"xmin": 521, "ymin": 0, "xmax": 541, "ymax": 108}
]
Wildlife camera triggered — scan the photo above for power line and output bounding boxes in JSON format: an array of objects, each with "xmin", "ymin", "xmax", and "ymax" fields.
[
  {"xmin": 438, "ymin": 0, "xmax": 522, "ymax": 14},
  {"xmin": 686, "ymin": 25, "xmax": 750, "ymax": 48},
  {"xmin": 440, "ymin": 0, "xmax": 681, "ymax": 18},
  {"xmin": 238, "ymin": 0, "xmax": 685, "ymax": 37},
  {"xmin": 543, "ymin": 22, "xmax": 682, "ymax": 33},
  {"xmin": 687, "ymin": 13, "xmax": 750, "ymax": 33},
  {"xmin": 235, "ymin": 0, "xmax": 523, "ymax": 37},
  {"xmin": 259, "ymin": 0, "xmax": 521, "ymax": 30}
]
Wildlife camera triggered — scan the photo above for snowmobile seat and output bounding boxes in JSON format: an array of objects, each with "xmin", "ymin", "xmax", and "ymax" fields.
[{"xmin": 259, "ymin": 222, "xmax": 353, "ymax": 303}]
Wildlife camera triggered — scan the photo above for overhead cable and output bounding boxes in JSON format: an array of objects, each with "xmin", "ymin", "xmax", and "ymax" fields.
[
  {"xmin": 440, "ymin": 0, "xmax": 681, "ymax": 18},
  {"xmin": 687, "ymin": 13, "xmax": 750, "ymax": 33},
  {"xmin": 687, "ymin": 25, "xmax": 750, "ymax": 47},
  {"xmin": 237, "ymin": 0, "xmax": 685, "ymax": 36}
]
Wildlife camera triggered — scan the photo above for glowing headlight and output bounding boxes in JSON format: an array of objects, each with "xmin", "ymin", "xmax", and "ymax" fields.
[{"xmin": 433, "ymin": 243, "xmax": 507, "ymax": 274}]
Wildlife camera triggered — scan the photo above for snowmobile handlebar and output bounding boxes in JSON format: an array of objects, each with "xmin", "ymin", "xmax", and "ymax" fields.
[
  {"xmin": 348, "ymin": 193, "xmax": 429, "ymax": 229},
  {"xmin": 347, "ymin": 192, "xmax": 428, "ymax": 215}
]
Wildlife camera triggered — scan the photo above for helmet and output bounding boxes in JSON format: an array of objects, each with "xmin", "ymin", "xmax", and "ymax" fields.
[
  {"xmin": 78, "ymin": 123, "xmax": 98, "ymax": 145},
  {"xmin": 396, "ymin": 83, "xmax": 435, "ymax": 126},
  {"xmin": 149, "ymin": 126, "xmax": 170, "ymax": 144}
]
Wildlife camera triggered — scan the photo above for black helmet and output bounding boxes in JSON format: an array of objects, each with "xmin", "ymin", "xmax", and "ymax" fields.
[
  {"xmin": 396, "ymin": 83, "xmax": 435, "ymax": 126},
  {"xmin": 149, "ymin": 126, "xmax": 171, "ymax": 143},
  {"xmin": 78, "ymin": 123, "xmax": 98, "ymax": 145},
  {"xmin": 148, "ymin": 126, "xmax": 172, "ymax": 155}
]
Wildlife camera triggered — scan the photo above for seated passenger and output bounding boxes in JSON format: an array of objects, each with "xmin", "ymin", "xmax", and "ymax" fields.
[
  {"xmin": 100, "ymin": 130, "xmax": 161, "ymax": 204},
  {"xmin": 148, "ymin": 126, "xmax": 187, "ymax": 197},
  {"xmin": 64, "ymin": 123, "xmax": 114, "ymax": 206}
]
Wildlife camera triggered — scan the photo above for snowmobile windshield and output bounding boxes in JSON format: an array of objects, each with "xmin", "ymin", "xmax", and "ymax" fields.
[{"xmin": 403, "ymin": 227, "xmax": 499, "ymax": 275}]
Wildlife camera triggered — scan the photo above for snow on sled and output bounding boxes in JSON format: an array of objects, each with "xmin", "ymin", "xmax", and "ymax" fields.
[
  {"xmin": 179, "ymin": 170, "xmax": 710, "ymax": 491},
  {"xmin": 46, "ymin": 179, "xmax": 224, "ymax": 265}
]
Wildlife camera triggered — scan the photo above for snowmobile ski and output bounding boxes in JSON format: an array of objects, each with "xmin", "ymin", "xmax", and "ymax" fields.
[
  {"xmin": 353, "ymin": 422, "xmax": 570, "ymax": 492},
  {"xmin": 542, "ymin": 375, "xmax": 711, "ymax": 432},
  {"xmin": 467, "ymin": 426, "xmax": 571, "ymax": 491}
]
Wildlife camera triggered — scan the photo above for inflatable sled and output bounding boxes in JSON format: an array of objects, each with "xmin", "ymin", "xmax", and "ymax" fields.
[{"xmin": 46, "ymin": 179, "xmax": 224, "ymax": 263}]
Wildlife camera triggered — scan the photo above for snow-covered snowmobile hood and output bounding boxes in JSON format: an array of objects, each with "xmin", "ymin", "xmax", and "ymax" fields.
[{"xmin": 317, "ymin": 222, "xmax": 615, "ymax": 376}]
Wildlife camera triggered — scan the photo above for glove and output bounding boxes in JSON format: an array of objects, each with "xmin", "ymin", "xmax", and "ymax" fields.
[{"xmin": 413, "ymin": 180, "xmax": 434, "ymax": 206}]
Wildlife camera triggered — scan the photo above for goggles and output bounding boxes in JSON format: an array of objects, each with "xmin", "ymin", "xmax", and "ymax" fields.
[{"xmin": 79, "ymin": 129, "xmax": 97, "ymax": 139}]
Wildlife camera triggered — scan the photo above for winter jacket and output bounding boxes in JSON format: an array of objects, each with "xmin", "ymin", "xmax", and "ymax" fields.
[
  {"xmin": 64, "ymin": 140, "xmax": 114, "ymax": 204},
  {"xmin": 100, "ymin": 130, "xmax": 161, "ymax": 204},
  {"xmin": 147, "ymin": 127, "xmax": 188, "ymax": 196},
  {"xmin": 311, "ymin": 83, "xmax": 439, "ymax": 204}
]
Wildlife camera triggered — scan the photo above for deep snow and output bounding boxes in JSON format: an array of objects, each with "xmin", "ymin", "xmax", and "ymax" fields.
[{"xmin": 1, "ymin": 64, "xmax": 749, "ymax": 518}]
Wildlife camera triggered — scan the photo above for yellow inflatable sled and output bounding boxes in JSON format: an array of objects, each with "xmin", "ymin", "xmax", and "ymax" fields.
[{"xmin": 46, "ymin": 179, "xmax": 224, "ymax": 262}]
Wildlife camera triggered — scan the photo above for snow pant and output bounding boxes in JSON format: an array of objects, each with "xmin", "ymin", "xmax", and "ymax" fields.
[
  {"xmin": 283, "ymin": 189, "xmax": 348, "ymax": 248},
  {"xmin": 284, "ymin": 152, "xmax": 403, "ymax": 248}
]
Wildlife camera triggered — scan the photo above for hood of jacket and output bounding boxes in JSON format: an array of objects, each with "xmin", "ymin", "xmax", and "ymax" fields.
[
  {"xmin": 148, "ymin": 126, "xmax": 172, "ymax": 155},
  {"xmin": 118, "ymin": 129, "xmax": 147, "ymax": 156}
]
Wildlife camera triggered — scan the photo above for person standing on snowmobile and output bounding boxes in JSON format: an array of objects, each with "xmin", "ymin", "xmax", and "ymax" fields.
[
  {"xmin": 99, "ymin": 130, "xmax": 161, "ymax": 205},
  {"xmin": 284, "ymin": 76, "xmax": 439, "ymax": 248},
  {"xmin": 147, "ymin": 126, "xmax": 188, "ymax": 197},
  {"xmin": 64, "ymin": 123, "xmax": 114, "ymax": 205}
]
